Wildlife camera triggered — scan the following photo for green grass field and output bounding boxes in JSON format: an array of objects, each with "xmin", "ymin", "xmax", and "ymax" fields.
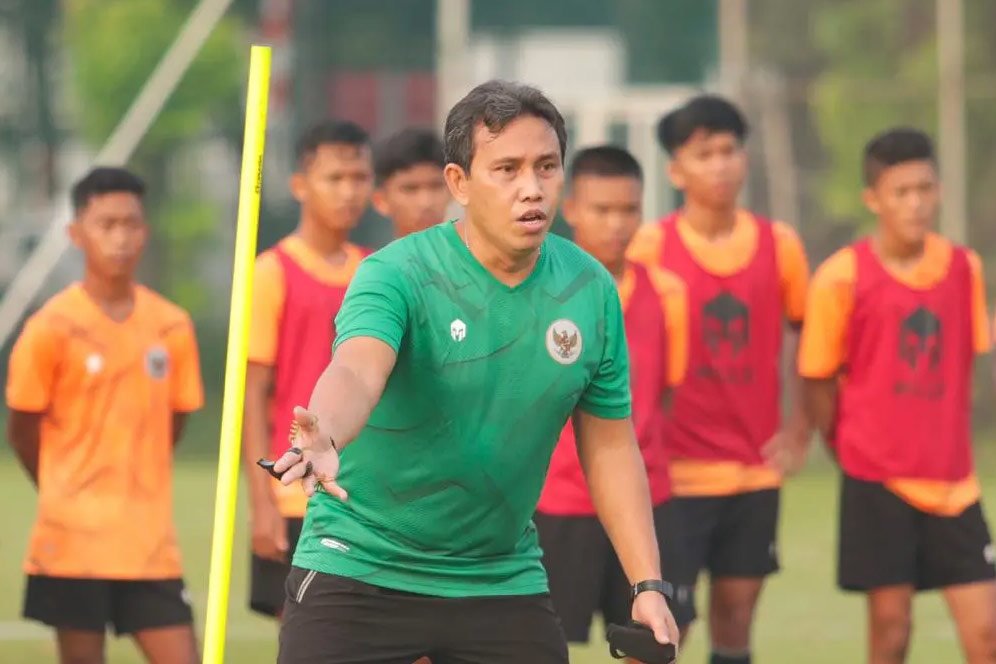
[{"xmin": 1, "ymin": 448, "xmax": 993, "ymax": 663}]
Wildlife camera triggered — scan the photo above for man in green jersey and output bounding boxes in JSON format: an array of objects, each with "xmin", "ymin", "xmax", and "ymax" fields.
[{"xmin": 271, "ymin": 80, "xmax": 678, "ymax": 663}]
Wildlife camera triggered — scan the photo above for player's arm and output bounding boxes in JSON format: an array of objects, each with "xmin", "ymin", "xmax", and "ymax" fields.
[
  {"xmin": 965, "ymin": 250, "xmax": 993, "ymax": 363},
  {"xmin": 652, "ymin": 267, "xmax": 688, "ymax": 411},
  {"xmin": 7, "ymin": 411, "xmax": 42, "ymax": 485},
  {"xmin": 5, "ymin": 317, "xmax": 59, "ymax": 487},
  {"xmin": 243, "ymin": 362, "xmax": 276, "ymax": 498},
  {"xmin": 777, "ymin": 223, "xmax": 814, "ymax": 437},
  {"xmin": 168, "ymin": 315, "xmax": 204, "ymax": 448},
  {"xmin": 797, "ymin": 250, "xmax": 855, "ymax": 450}
]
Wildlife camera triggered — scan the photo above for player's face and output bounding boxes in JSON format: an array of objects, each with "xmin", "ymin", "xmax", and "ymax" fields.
[
  {"xmin": 69, "ymin": 192, "xmax": 147, "ymax": 280},
  {"xmin": 668, "ymin": 129, "xmax": 746, "ymax": 210},
  {"xmin": 564, "ymin": 175, "xmax": 643, "ymax": 271},
  {"xmin": 446, "ymin": 114, "xmax": 564, "ymax": 257},
  {"xmin": 292, "ymin": 143, "xmax": 373, "ymax": 233},
  {"xmin": 373, "ymin": 163, "xmax": 450, "ymax": 238},
  {"xmin": 863, "ymin": 160, "xmax": 938, "ymax": 247}
]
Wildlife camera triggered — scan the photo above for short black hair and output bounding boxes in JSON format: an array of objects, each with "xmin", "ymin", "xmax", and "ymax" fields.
[
  {"xmin": 71, "ymin": 167, "xmax": 146, "ymax": 213},
  {"xmin": 374, "ymin": 127, "xmax": 445, "ymax": 185},
  {"xmin": 295, "ymin": 120, "xmax": 370, "ymax": 169},
  {"xmin": 568, "ymin": 145, "xmax": 643, "ymax": 184},
  {"xmin": 657, "ymin": 94, "xmax": 749, "ymax": 155},
  {"xmin": 863, "ymin": 127, "xmax": 936, "ymax": 186},
  {"xmin": 444, "ymin": 80, "xmax": 567, "ymax": 172}
]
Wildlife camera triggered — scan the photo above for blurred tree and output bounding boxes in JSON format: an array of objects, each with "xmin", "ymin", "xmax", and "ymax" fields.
[
  {"xmin": 63, "ymin": 0, "xmax": 246, "ymax": 316},
  {"xmin": 809, "ymin": 0, "xmax": 936, "ymax": 230}
]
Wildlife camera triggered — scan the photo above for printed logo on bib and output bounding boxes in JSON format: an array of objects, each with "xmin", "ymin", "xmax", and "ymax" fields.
[
  {"xmin": 894, "ymin": 305, "xmax": 944, "ymax": 399},
  {"xmin": 697, "ymin": 291, "xmax": 752, "ymax": 384},
  {"xmin": 146, "ymin": 346, "xmax": 169, "ymax": 380},
  {"xmin": 546, "ymin": 319, "xmax": 582, "ymax": 365}
]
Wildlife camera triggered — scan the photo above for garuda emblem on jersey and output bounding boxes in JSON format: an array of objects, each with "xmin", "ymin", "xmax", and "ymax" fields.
[
  {"xmin": 546, "ymin": 319, "xmax": 582, "ymax": 365},
  {"xmin": 146, "ymin": 346, "xmax": 169, "ymax": 380}
]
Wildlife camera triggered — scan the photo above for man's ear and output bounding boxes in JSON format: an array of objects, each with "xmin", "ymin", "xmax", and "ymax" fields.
[
  {"xmin": 861, "ymin": 187, "xmax": 880, "ymax": 216},
  {"xmin": 289, "ymin": 172, "xmax": 307, "ymax": 204},
  {"xmin": 372, "ymin": 188, "xmax": 390, "ymax": 218},
  {"xmin": 444, "ymin": 163, "xmax": 470, "ymax": 207}
]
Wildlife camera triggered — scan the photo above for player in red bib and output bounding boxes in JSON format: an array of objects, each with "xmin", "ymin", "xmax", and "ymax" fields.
[
  {"xmin": 372, "ymin": 127, "xmax": 450, "ymax": 238},
  {"xmin": 535, "ymin": 146, "xmax": 690, "ymax": 650},
  {"xmin": 628, "ymin": 95, "xmax": 812, "ymax": 664},
  {"xmin": 242, "ymin": 121, "xmax": 373, "ymax": 619},
  {"xmin": 800, "ymin": 128, "xmax": 996, "ymax": 664}
]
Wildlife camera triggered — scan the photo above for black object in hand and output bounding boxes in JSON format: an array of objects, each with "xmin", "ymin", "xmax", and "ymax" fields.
[
  {"xmin": 256, "ymin": 458, "xmax": 284, "ymax": 479},
  {"xmin": 606, "ymin": 621, "xmax": 676, "ymax": 663},
  {"xmin": 256, "ymin": 458, "xmax": 312, "ymax": 481}
]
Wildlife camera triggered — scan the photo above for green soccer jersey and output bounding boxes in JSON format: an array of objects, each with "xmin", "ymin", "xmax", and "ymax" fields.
[{"xmin": 293, "ymin": 221, "xmax": 631, "ymax": 597}]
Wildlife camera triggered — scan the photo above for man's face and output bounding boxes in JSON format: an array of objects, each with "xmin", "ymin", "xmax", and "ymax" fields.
[
  {"xmin": 667, "ymin": 129, "xmax": 746, "ymax": 210},
  {"xmin": 446, "ymin": 115, "xmax": 564, "ymax": 257},
  {"xmin": 291, "ymin": 143, "xmax": 374, "ymax": 232},
  {"xmin": 373, "ymin": 163, "xmax": 450, "ymax": 237},
  {"xmin": 564, "ymin": 175, "xmax": 643, "ymax": 271},
  {"xmin": 69, "ymin": 192, "xmax": 147, "ymax": 280},
  {"xmin": 863, "ymin": 160, "xmax": 938, "ymax": 248}
]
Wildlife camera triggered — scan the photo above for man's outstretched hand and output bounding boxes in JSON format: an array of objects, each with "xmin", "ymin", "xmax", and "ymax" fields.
[{"xmin": 273, "ymin": 406, "xmax": 347, "ymax": 501}]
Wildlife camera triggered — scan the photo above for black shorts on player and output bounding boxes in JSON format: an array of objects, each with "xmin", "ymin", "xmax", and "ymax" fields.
[
  {"xmin": 23, "ymin": 576, "xmax": 193, "ymax": 634},
  {"xmin": 838, "ymin": 474, "xmax": 996, "ymax": 591},
  {"xmin": 278, "ymin": 568, "xmax": 569, "ymax": 663},
  {"xmin": 666, "ymin": 488, "xmax": 780, "ymax": 590},
  {"xmin": 250, "ymin": 516, "xmax": 304, "ymax": 616},
  {"xmin": 535, "ymin": 501, "xmax": 695, "ymax": 642}
]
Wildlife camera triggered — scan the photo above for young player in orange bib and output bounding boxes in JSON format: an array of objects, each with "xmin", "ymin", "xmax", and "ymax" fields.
[
  {"xmin": 800, "ymin": 128, "xmax": 996, "ymax": 664},
  {"xmin": 536, "ymin": 146, "xmax": 692, "ymax": 648},
  {"xmin": 242, "ymin": 121, "xmax": 374, "ymax": 619},
  {"xmin": 628, "ymin": 95, "xmax": 812, "ymax": 664},
  {"xmin": 7, "ymin": 167, "xmax": 204, "ymax": 664}
]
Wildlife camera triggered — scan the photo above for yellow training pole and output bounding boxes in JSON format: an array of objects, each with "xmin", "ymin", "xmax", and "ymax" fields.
[{"xmin": 202, "ymin": 44, "xmax": 271, "ymax": 664}]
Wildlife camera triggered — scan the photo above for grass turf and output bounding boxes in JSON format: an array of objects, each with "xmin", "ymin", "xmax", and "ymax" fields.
[{"xmin": 0, "ymin": 448, "xmax": 993, "ymax": 663}]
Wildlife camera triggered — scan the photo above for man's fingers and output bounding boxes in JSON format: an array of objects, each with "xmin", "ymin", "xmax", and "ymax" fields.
[
  {"xmin": 279, "ymin": 458, "xmax": 309, "ymax": 485},
  {"xmin": 273, "ymin": 449, "xmax": 303, "ymax": 474},
  {"xmin": 321, "ymin": 479, "xmax": 348, "ymax": 501},
  {"xmin": 302, "ymin": 472, "xmax": 318, "ymax": 497},
  {"xmin": 293, "ymin": 406, "xmax": 318, "ymax": 431}
]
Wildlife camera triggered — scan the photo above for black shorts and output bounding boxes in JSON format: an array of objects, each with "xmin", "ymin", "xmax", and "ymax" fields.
[
  {"xmin": 667, "ymin": 488, "xmax": 780, "ymax": 585},
  {"xmin": 534, "ymin": 501, "xmax": 696, "ymax": 642},
  {"xmin": 250, "ymin": 516, "xmax": 304, "ymax": 617},
  {"xmin": 838, "ymin": 474, "xmax": 996, "ymax": 592},
  {"xmin": 23, "ymin": 576, "xmax": 193, "ymax": 635},
  {"xmin": 278, "ymin": 568, "xmax": 568, "ymax": 664}
]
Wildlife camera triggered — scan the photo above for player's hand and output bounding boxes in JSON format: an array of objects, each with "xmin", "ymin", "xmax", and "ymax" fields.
[
  {"xmin": 762, "ymin": 421, "xmax": 811, "ymax": 476},
  {"xmin": 274, "ymin": 407, "xmax": 347, "ymax": 500},
  {"xmin": 250, "ymin": 492, "xmax": 288, "ymax": 562},
  {"xmin": 632, "ymin": 589, "xmax": 679, "ymax": 652}
]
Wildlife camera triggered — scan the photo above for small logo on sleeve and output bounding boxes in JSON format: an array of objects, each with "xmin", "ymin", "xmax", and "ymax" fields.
[
  {"xmin": 450, "ymin": 319, "xmax": 467, "ymax": 342},
  {"xmin": 546, "ymin": 319, "xmax": 582, "ymax": 365}
]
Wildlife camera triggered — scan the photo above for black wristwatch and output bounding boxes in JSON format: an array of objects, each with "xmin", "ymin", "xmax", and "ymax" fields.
[{"xmin": 631, "ymin": 579, "xmax": 674, "ymax": 603}]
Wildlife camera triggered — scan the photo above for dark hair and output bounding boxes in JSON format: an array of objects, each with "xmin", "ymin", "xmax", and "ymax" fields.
[
  {"xmin": 444, "ymin": 80, "xmax": 567, "ymax": 172},
  {"xmin": 295, "ymin": 120, "xmax": 370, "ymax": 169},
  {"xmin": 71, "ymin": 167, "xmax": 146, "ymax": 213},
  {"xmin": 863, "ymin": 127, "xmax": 936, "ymax": 186},
  {"xmin": 568, "ymin": 145, "xmax": 643, "ymax": 184},
  {"xmin": 657, "ymin": 94, "xmax": 748, "ymax": 155},
  {"xmin": 374, "ymin": 127, "xmax": 445, "ymax": 185}
]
